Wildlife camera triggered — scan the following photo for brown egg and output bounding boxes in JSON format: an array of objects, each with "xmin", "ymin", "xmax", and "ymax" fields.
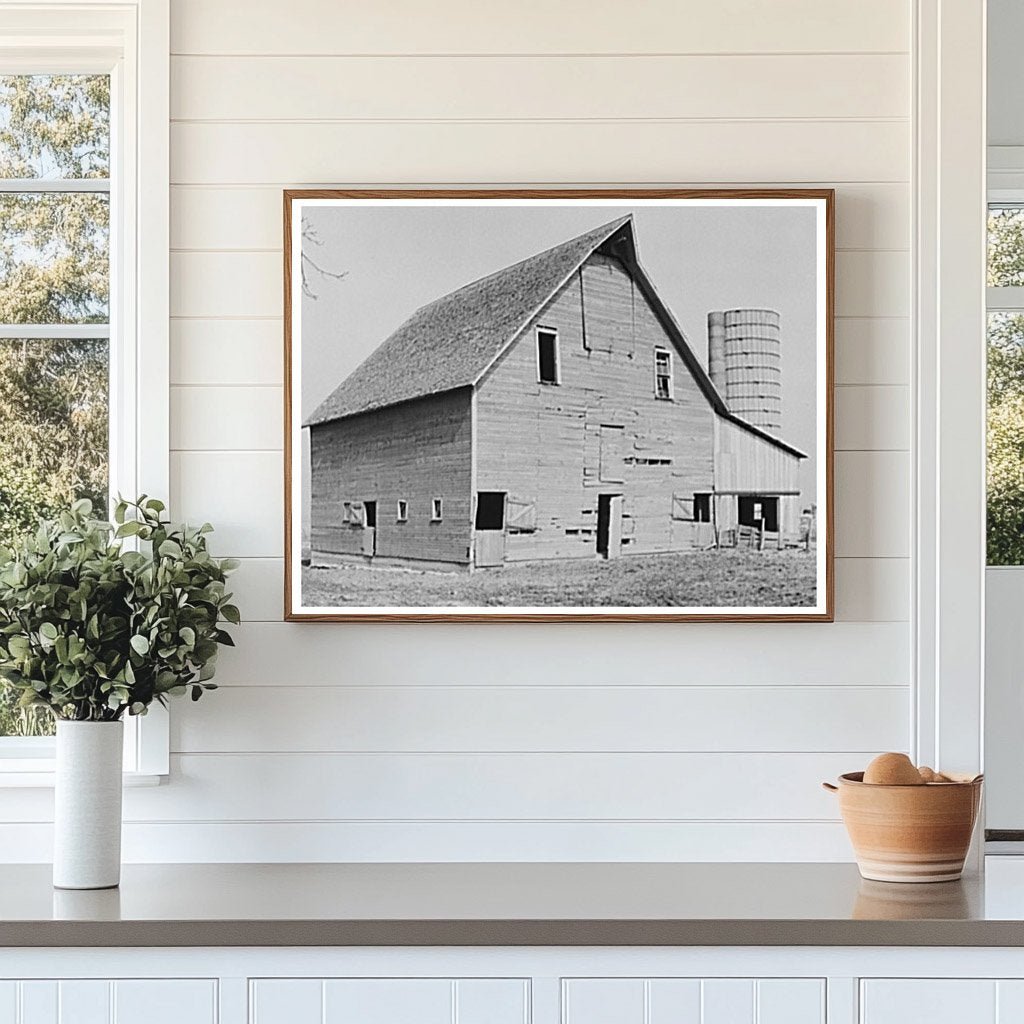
[
  {"xmin": 863, "ymin": 752, "xmax": 925, "ymax": 786},
  {"xmin": 918, "ymin": 766, "xmax": 938, "ymax": 783}
]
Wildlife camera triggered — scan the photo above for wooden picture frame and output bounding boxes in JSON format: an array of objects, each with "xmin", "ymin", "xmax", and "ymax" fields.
[{"xmin": 284, "ymin": 189, "xmax": 834, "ymax": 622}]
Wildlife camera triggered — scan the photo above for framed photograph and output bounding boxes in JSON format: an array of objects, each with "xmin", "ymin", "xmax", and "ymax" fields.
[{"xmin": 284, "ymin": 189, "xmax": 833, "ymax": 622}]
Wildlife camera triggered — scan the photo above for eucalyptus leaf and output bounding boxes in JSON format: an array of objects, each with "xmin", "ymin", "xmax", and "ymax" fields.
[{"xmin": 0, "ymin": 496, "xmax": 238, "ymax": 722}]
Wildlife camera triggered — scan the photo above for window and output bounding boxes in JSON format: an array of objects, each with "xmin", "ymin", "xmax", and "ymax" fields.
[
  {"xmin": 475, "ymin": 492, "xmax": 505, "ymax": 530},
  {"xmin": 0, "ymin": 3, "xmax": 169, "ymax": 775},
  {"xmin": 694, "ymin": 493, "xmax": 712, "ymax": 523},
  {"xmin": 397, "ymin": 499, "xmax": 408, "ymax": 522},
  {"xmin": 431, "ymin": 498, "xmax": 443, "ymax": 521},
  {"xmin": 987, "ymin": 205, "xmax": 1024, "ymax": 565},
  {"xmin": 536, "ymin": 327, "xmax": 560, "ymax": 384},
  {"xmin": 654, "ymin": 347, "xmax": 673, "ymax": 399}
]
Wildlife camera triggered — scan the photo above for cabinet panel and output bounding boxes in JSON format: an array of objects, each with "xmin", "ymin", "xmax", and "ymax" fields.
[
  {"xmin": 113, "ymin": 981, "xmax": 217, "ymax": 1024},
  {"xmin": 702, "ymin": 980, "xmax": 754, "ymax": 1024},
  {"xmin": 58, "ymin": 982, "xmax": 109, "ymax": 1024},
  {"xmin": 861, "ymin": 981, "xmax": 996, "ymax": 1023},
  {"xmin": 455, "ymin": 980, "xmax": 529, "ymax": 1024},
  {"xmin": 0, "ymin": 981, "xmax": 216, "ymax": 1024},
  {"xmin": 323, "ymin": 980, "xmax": 451, "ymax": 1024},
  {"xmin": 251, "ymin": 979, "xmax": 528, "ymax": 1024},
  {"xmin": 563, "ymin": 978, "xmax": 825, "ymax": 1024},
  {"xmin": 757, "ymin": 980, "xmax": 825, "ymax": 1024},
  {"xmin": 563, "ymin": 979, "xmax": 645, "ymax": 1024},
  {"xmin": 0, "ymin": 983, "xmax": 16, "ymax": 1024},
  {"xmin": 648, "ymin": 980, "xmax": 701, "ymax": 1023},
  {"xmin": 250, "ymin": 980, "xmax": 322, "ymax": 1024}
]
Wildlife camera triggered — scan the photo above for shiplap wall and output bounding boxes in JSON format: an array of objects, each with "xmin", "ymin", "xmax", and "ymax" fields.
[{"xmin": 6, "ymin": 0, "xmax": 915, "ymax": 861}]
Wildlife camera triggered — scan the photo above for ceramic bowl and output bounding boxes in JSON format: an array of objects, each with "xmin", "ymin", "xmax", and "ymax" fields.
[{"xmin": 823, "ymin": 771, "xmax": 983, "ymax": 883}]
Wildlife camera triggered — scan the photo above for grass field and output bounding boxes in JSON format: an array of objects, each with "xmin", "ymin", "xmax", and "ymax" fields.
[{"xmin": 302, "ymin": 547, "xmax": 817, "ymax": 609}]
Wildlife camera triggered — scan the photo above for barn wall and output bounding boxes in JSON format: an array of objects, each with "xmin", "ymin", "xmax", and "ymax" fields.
[
  {"xmin": 308, "ymin": 391, "xmax": 472, "ymax": 567},
  {"xmin": 0, "ymin": 0, "xmax": 914, "ymax": 863},
  {"xmin": 716, "ymin": 418, "xmax": 803, "ymax": 496},
  {"xmin": 475, "ymin": 252, "xmax": 717, "ymax": 561}
]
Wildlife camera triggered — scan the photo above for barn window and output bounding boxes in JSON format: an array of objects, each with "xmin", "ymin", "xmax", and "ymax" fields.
[
  {"xmin": 694, "ymin": 493, "xmax": 712, "ymax": 523},
  {"xmin": 654, "ymin": 347, "xmax": 673, "ymax": 399},
  {"xmin": 431, "ymin": 497, "xmax": 443, "ymax": 521},
  {"xmin": 536, "ymin": 327, "xmax": 560, "ymax": 384},
  {"xmin": 396, "ymin": 500, "xmax": 408, "ymax": 522}
]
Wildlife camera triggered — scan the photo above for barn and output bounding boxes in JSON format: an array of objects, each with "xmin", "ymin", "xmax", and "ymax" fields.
[{"xmin": 305, "ymin": 216, "xmax": 808, "ymax": 571}]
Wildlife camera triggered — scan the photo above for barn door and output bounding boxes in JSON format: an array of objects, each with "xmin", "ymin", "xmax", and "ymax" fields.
[
  {"xmin": 362, "ymin": 501, "xmax": 377, "ymax": 557},
  {"xmin": 474, "ymin": 491, "xmax": 506, "ymax": 567},
  {"xmin": 596, "ymin": 493, "xmax": 623, "ymax": 559}
]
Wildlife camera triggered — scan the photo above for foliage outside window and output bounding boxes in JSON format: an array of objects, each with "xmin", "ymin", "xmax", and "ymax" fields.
[
  {"xmin": 988, "ymin": 207, "xmax": 1024, "ymax": 565},
  {"xmin": 0, "ymin": 74, "xmax": 110, "ymax": 736}
]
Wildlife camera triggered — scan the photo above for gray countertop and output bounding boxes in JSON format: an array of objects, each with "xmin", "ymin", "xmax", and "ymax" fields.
[{"xmin": 4, "ymin": 861, "xmax": 1024, "ymax": 947}]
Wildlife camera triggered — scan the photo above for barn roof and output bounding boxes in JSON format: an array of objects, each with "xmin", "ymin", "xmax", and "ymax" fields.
[
  {"xmin": 305, "ymin": 216, "xmax": 632, "ymax": 427},
  {"xmin": 306, "ymin": 215, "xmax": 807, "ymax": 461}
]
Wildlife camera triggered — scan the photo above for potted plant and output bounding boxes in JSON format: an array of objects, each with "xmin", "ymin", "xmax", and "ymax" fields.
[{"xmin": 0, "ymin": 497, "xmax": 239, "ymax": 889}]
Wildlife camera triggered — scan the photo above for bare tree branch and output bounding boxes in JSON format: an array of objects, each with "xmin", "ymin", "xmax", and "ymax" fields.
[{"xmin": 301, "ymin": 221, "xmax": 347, "ymax": 299}]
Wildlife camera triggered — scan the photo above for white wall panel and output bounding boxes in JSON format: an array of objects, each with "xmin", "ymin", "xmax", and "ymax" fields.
[
  {"xmin": 170, "ymin": 0, "xmax": 909, "ymax": 56},
  {"xmin": 0, "ymin": 0, "xmax": 913, "ymax": 862},
  {"xmin": 834, "ymin": 319, "xmax": 910, "ymax": 386},
  {"xmin": 170, "ymin": 320, "xmax": 282, "ymax": 386},
  {"xmin": 835, "ymin": 386, "xmax": 910, "ymax": 451},
  {"xmin": 1, "ymin": 819, "xmax": 854, "ymax": 863},
  {"xmin": 171, "ymin": 386, "xmax": 281, "ymax": 451},
  {"xmin": 834, "ymin": 558, "xmax": 909, "ymax": 621},
  {"xmin": 212, "ymin": 622, "xmax": 909, "ymax": 687},
  {"xmin": 172, "ymin": 54, "xmax": 908, "ymax": 122},
  {"xmin": 834, "ymin": 251, "xmax": 909, "ymax": 318},
  {"xmin": 123, "ymin": 751, "xmax": 857, "ymax": 821},
  {"xmin": 170, "ymin": 121, "xmax": 909, "ymax": 186},
  {"xmin": 170, "ymin": 184, "xmax": 909, "ymax": 252},
  {"xmin": 171, "ymin": 684, "xmax": 908, "ymax": 753},
  {"xmin": 171, "ymin": 451, "xmax": 283, "ymax": 557},
  {"xmin": 834, "ymin": 452, "xmax": 911, "ymax": 558}
]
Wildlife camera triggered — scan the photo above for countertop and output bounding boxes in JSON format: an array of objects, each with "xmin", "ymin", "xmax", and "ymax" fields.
[{"xmin": 6, "ymin": 861, "xmax": 1024, "ymax": 947}]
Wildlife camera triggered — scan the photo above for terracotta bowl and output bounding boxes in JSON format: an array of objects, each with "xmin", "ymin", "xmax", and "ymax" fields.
[{"xmin": 823, "ymin": 772, "xmax": 983, "ymax": 883}]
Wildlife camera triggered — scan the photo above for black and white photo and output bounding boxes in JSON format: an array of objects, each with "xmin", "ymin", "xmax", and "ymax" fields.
[{"xmin": 284, "ymin": 191, "xmax": 833, "ymax": 621}]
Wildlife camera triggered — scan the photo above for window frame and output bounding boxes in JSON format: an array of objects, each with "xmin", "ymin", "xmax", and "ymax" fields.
[
  {"xmin": 396, "ymin": 499, "xmax": 408, "ymax": 523},
  {"xmin": 431, "ymin": 498, "xmax": 443, "ymax": 522},
  {"xmin": 654, "ymin": 346, "xmax": 674, "ymax": 400},
  {"xmin": 535, "ymin": 325, "xmax": 560, "ymax": 385},
  {"xmin": 0, "ymin": 0, "xmax": 170, "ymax": 784}
]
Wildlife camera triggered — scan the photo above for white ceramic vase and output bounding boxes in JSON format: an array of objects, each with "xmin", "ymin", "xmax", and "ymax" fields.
[{"xmin": 53, "ymin": 720, "xmax": 124, "ymax": 890}]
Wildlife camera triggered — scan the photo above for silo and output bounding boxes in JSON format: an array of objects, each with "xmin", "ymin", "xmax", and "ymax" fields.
[{"xmin": 706, "ymin": 308, "xmax": 782, "ymax": 434}]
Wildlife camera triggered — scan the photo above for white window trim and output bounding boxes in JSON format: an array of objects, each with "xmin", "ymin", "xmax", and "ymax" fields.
[
  {"xmin": 0, "ymin": 0, "xmax": 170, "ymax": 783},
  {"xmin": 913, "ymin": 0, "xmax": 986, "ymax": 813},
  {"xmin": 431, "ymin": 498, "xmax": 443, "ymax": 522},
  {"xmin": 396, "ymin": 500, "xmax": 408, "ymax": 522},
  {"xmin": 535, "ymin": 325, "xmax": 560, "ymax": 385}
]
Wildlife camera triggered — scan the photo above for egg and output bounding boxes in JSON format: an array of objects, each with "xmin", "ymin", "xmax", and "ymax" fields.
[{"xmin": 863, "ymin": 752, "xmax": 925, "ymax": 786}]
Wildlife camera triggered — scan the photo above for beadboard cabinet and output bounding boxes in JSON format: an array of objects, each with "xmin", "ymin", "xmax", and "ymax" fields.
[{"xmin": 5, "ymin": 950, "xmax": 1024, "ymax": 1024}]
